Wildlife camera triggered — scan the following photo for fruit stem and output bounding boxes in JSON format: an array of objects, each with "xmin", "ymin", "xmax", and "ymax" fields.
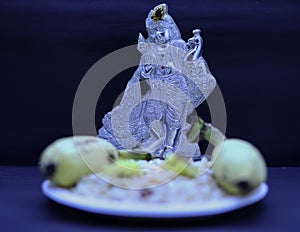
[{"xmin": 187, "ymin": 117, "xmax": 226, "ymax": 147}]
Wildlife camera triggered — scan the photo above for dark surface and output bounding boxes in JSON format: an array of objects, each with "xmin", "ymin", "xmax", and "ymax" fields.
[
  {"xmin": 0, "ymin": 166, "xmax": 299, "ymax": 231},
  {"xmin": 1, "ymin": 0, "xmax": 300, "ymax": 165}
]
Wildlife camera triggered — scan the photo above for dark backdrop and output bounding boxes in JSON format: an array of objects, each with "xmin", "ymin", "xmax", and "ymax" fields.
[{"xmin": 0, "ymin": 0, "xmax": 299, "ymax": 166}]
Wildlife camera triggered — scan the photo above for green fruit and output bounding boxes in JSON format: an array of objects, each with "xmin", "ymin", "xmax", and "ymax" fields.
[
  {"xmin": 212, "ymin": 139, "xmax": 267, "ymax": 195},
  {"xmin": 118, "ymin": 149, "xmax": 154, "ymax": 161},
  {"xmin": 162, "ymin": 153, "xmax": 199, "ymax": 178},
  {"xmin": 102, "ymin": 159, "xmax": 142, "ymax": 177},
  {"xmin": 39, "ymin": 136, "xmax": 118, "ymax": 187}
]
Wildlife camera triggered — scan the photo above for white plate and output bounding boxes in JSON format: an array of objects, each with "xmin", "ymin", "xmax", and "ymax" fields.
[{"xmin": 42, "ymin": 180, "xmax": 268, "ymax": 218}]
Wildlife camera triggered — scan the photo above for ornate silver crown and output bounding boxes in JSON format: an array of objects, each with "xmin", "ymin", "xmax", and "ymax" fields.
[{"xmin": 145, "ymin": 3, "xmax": 181, "ymax": 41}]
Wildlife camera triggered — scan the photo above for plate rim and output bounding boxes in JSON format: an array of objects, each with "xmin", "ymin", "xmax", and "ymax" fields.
[{"xmin": 42, "ymin": 180, "xmax": 268, "ymax": 218}]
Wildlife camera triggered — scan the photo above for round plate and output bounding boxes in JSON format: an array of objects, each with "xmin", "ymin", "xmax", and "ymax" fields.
[{"xmin": 42, "ymin": 180, "xmax": 268, "ymax": 218}]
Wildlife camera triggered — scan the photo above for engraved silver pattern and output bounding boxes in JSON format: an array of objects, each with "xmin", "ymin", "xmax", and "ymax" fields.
[{"xmin": 98, "ymin": 4, "xmax": 216, "ymax": 158}]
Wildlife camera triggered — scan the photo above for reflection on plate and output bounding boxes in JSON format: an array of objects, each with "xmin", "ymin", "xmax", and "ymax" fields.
[{"xmin": 42, "ymin": 180, "xmax": 268, "ymax": 218}]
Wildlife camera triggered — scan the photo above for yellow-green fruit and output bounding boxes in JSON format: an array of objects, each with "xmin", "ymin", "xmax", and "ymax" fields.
[
  {"xmin": 40, "ymin": 136, "xmax": 118, "ymax": 187},
  {"xmin": 212, "ymin": 139, "xmax": 267, "ymax": 195},
  {"xmin": 162, "ymin": 153, "xmax": 199, "ymax": 178},
  {"xmin": 103, "ymin": 159, "xmax": 142, "ymax": 178}
]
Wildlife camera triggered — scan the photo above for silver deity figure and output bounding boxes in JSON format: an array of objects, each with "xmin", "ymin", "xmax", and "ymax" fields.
[{"xmin": 98, "ymin": 4, "xmax": 216, "ymax": 159}]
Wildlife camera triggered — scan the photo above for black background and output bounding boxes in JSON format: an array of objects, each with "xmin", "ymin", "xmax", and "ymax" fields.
[{"xmin": 0, "ymin": 0, "xmax": 300, "ymax": 166}]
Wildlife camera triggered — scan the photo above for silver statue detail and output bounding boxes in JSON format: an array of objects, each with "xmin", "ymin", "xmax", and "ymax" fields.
[{"xmin": 98, "ymin": 4, "xmax": 216, "ymax": 159}]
